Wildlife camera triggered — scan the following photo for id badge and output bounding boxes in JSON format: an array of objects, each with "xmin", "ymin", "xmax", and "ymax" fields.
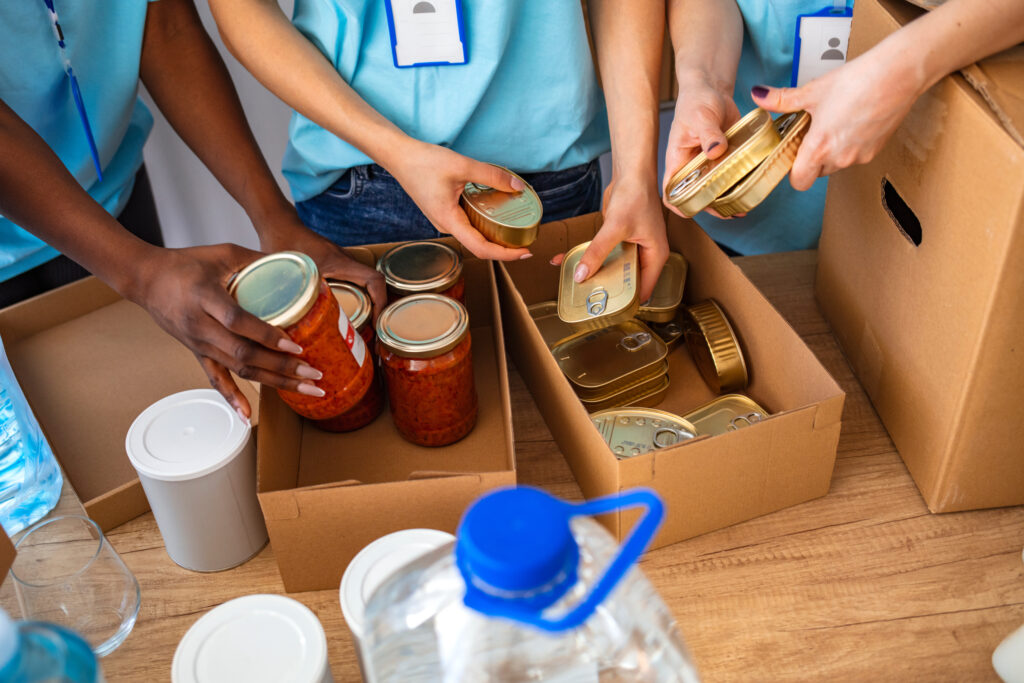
[
  {"xmin": 790, "ymin": 3, "xmax": 853, "ymax": 87},
  {"xmin": 385, "ymin": 0, "xmax": 467, "ymax": 68}
]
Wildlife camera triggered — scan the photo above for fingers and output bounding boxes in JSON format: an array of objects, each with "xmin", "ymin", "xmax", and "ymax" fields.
[
  {"xmin": 549, "ymin": 253, "xmax": 565, "ymax": 267},
  {"xmin": 202, "ymin": 288, "xmax": 300, "ymax": 353},
  {"xmin": 637, "ymin": 243, "xmax": 670, "ymax": 305},
  {"xmin": 789, "ymin": 137, "xmax": 824, "ymax": 191},
  {"xmin": 197, "ymin": 356, "xmax": 252, "ymax": 422},
  {"xmin": 463, "ymin": 159, "xmax": 523, "ymax": 194},
  {"xmin": 196, "ymin": 318, "xmax": 324, "ymax": 392},
  {"xmin": 574, "ymin": 227, "xmax": 622, "ymax": 285},
  {"xmin": 751, "ymin": 84, "xmax": 806, "ymax": 114},
  {"xmin": 441, "ymin": 207, "xmax": 532, "ymax": 261},
  {"xmin": 695, "ymin": 121, "xmax": 728, "ymax": 159},
  {"xmin": 319, "ymin": 258, "xmax": 388, "ymax": 315}
]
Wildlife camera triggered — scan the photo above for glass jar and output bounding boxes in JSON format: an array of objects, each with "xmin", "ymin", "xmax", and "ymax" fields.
[
  {"xmin": 376, "ymin": 294, "xmax": 477, "ymax": 446},
  {"xmin": 315, "ymin": 283, "xmax": 385, "ymax": 432},
  {"xmin": 230, "ymin": 252, "xmax": 373, "ymax": 420},
  {"xmin": 376, "ymin": 241, "xmax": 465, "ymax": 304}
]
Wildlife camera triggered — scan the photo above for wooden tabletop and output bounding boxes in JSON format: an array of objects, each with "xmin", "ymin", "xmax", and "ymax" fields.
[{"xmin": 4, "ymin": 250, "xmax": 1023, "ymax": 682}]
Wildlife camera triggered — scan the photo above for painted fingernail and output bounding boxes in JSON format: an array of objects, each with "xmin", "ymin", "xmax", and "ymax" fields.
[
  {"xmin": 751, "ymin": 85, "xmax": 770, "ymax": 99},
  {"xmin": 706, "ymin": 141, "xmax": 721, "ymax": 153},
  {"xmin": 519, "ymin": 253, "xmax": 533, "ymax": 260},
  {"xmin": 510, "ymin": 176, "xmax": 525, "ymax": 191},
  {"xmin": 278, "ymin": 339, "xmax": 303, "ymax": 354},
  {"xmin": 574, "ymin": 263, "xmax": 590, "ymax": 283},
  {"xmin": 296, "ymin": 364, "xmax": 323, "ymax": 380},
  {"xmin": 235, "ymin": 407, "xmax": 251, "ymax": 428},
  {"xmin": 297, "ymin": 383, "xmax": 325, "ymax": 397}
]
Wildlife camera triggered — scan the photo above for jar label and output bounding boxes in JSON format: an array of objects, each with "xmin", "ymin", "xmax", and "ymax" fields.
[{"xmin": 338, "ymin": 311, "xmax": 367, "ymax": 367}]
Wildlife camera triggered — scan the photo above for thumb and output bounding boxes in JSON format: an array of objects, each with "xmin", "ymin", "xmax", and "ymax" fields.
[
  {"xmin": 463, "ymin": 160, "xmax": 524, "ymax": 194},
  {"xmin": 573, "ymin": 229, "xmax": 621, "ymax": 285},
  {"xmin": 751, "ymin": 84, "xmax": 806, "ymax": 114},
  {"xmin": 694, "ymin": 117, "xmax": 728, "ymax": 160}
]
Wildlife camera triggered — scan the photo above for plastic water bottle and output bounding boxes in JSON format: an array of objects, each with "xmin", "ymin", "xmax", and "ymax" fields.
[
  {"xmin": 361, "ymin": 486, "xmax": 701, "ymax": 682},
  {"xmin": 0, "ymin": 608, "xmax": 103, "ymax": 683},
  {"xmin": 0, "ymin": 337, "xmax": 62, "ymax": 536}
]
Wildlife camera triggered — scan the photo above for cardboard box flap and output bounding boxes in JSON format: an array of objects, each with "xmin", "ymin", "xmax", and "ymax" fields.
[{"xmin": 0, "ymin": 528, "xmax": 14, "ymax": 585}]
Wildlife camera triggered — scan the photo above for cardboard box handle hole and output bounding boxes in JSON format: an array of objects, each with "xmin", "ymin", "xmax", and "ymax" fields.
[{"xmin": 881, "ymin": 178, "xmax": 922, "ymax": 247}]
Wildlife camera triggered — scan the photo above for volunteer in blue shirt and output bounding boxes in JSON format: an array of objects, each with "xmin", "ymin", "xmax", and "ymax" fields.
[
  {"xmin": 210, "ymin": 0, "xmax": 670, "ymax": 302},
  {"xmin": 0, "ymin": 0, "xmax": 383, "ymax": 419},
  {"xmin": 664, "ymin": 0, "xmax": 1024, "ymax": 255}
]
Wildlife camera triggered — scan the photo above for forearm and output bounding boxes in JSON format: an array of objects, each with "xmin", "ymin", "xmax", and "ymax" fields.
[{"xmin": 668, "ymin": 0, "xmax": 743, "ymax": 95}]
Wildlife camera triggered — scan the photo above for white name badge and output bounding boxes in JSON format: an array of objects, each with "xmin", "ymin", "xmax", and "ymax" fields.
[
  {"xmin": 386, "ymin": 0, "xmax": 467, "ymax": 68},
  {"xmin": 791, "ymin": 4, "xmax": 853, "ymax": 87}
]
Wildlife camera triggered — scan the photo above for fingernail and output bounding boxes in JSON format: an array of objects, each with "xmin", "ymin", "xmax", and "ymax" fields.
[
  {"xmin": 235, "ymin": 408, "xmax": 251, "ymax": 428},
  {"xmin": 278, "ymin": 339, "xmax": 303, "ymax": 354},
  {"xmin": 549, "ymin": 257, "xmax": 560, "ymax": 266},
  {"xmin": 296, "ymin": 364, "xmax": 323, "ymax": 380},
  {"xmin": 705, "ymin": 141, "xmax": 720, "ymax": 153},
  {"xmin": 519, "ymin": 253, "xmax": 533, "ymax": 260},
  {"xmin": 510, "ymin": 176, "xmax": 525, "ymax": 191},
  {"xmin": 751, "ymin": 85, "xmax": 770, "ymax": 99},
  {"xmin": 297, "ymin": 383, "xmax": 325, "ymax": 397},
  {"xmin": 574, "ymin": 263, "xmax": 589, "ymax": 283}
]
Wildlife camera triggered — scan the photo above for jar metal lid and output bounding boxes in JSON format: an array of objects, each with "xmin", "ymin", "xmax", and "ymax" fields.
[
  {"xmin": 553, "ymin": 319, "xmax": 668, "ymax": 395},
  {"xmin": 376, "ymin": 241, "xmax": 463, "ymax": 293},
  {"xmin": 682, "ymin": 393, "xmax": 768, "ymax": 436},
  {"xmin": 228, "ymin": 251, "xmax": 320, "ymax": 328},
  {"xmin": 591, "ymin": 407, "xmax": 698, "ymax": 459},
  {"xmin": 637, "ymin": 252, "xmax": 688, "ymax": 323},
  {"xmin": 557, "ymin": 241, "xmax": 639, "ymax": 328},
  {"xmin": 684, "ymin": 300, "xmax": 749, "ymax": 393},
  {"xmin": 376, "ymin": 293, "xmax": 470, "ymax": 358},
  {"xmin": 328, "ymin": 281, "xmax": 371, "ymax": 331},
  {"xmin": 460, "ymin": 166, "xmax": 543, "ymax": 248}
]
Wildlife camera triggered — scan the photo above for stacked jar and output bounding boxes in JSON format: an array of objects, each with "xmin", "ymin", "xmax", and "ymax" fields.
[{"xmin": 376, "ymin": 241, "xmax": 465, "ymax": 304}]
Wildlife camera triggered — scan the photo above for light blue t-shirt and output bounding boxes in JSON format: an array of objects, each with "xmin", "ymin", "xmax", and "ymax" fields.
[
  {"xmin": 284, "ymin": 1, "xmax": 610, "ymax": 203},
  {"xmin": 694, "ymin": 0, "xmax": 833, "ymax": 255},
  {"xmin": 0, "ymin": 1, "xmax": 155, "ymax": 283}
]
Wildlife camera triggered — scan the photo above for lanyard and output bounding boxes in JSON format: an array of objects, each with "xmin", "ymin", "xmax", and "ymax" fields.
[{"xmin": 42, "ymin": 0, "xmax": 103, "ymax": 181}]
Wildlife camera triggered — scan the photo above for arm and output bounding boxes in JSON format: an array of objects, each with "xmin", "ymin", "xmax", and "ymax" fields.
[
  {"xmin": 207, "ymin": 0, "xmax": 529, "ymax": 261},
  {"xmin": 752, "ymin": 0, "xmax": 1024, "ymax": 190},
  {"xmin": 584, "ymin": 0, "xmax": 669, "ymax": 302}
]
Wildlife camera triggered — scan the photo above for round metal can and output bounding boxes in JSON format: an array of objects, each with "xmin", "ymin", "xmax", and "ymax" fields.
[
  {"xmin": 460, "ymin": 166, "xmax": 543, "ymax": 248},
  {"xmin": 684, "ymin": 299, "xmax": 749, "ymax": 394},
  {"xmin": 557, "ymin": 241, "xmax": 639, "ymax": 329},
  {"xmin": 591, "ymin": 407, "xmax": 698, "ymax": 459},
  {"xmin": 376, "ymin": 241, "xmax": 465, "ymax": 303}
]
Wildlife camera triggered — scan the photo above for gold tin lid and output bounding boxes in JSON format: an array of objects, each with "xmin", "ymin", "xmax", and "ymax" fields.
[
  {"xmin": 527, "ymin": 300, "xmax": 586, "ymax": 349},
  {"xmin": 665, "ymin": 108, "xmax": 781, "ymax": 217},
  {"xmin": 684, "ymin": 299, "xmax": 749, "ymax": 393},
  {"xmin": 591, "ymin": 407, "xmax": 698, "ymax": 459},
  {"xmin": 637, "ymin": 252, "xmax": 688, "ymax": 323},
  {"xmin": 554, "ymin": 319, "xmax": 668, "ymax": 396},
  {"xmin": 580, "ymin": 375, "xmax": 669, "ymax": 414},
  {"xmin": 328, "ymin": 281, "xmax": 371, "ymax": 331},
  {"xmin": 647, "ymin": 319, "xmax": 685, "ymax": 350},
  {"xmin": 682, "ymin": 394, "xmax": 768, "ymax": 436},
  {"xmin": 229, "ymin": 251, "xmax": 320, "ymax": 328},
  {"xmin": 460, "ymin": 166, "xmax": 542, "ymax": 248},
  {"xmin": 710, "ymin": 111, "xmax": 812, "ymax": 218},
  {"xmin": 557, "ymin": 241, "xmax": 639, "ymax": 328},
  {"xmin": 376, "ymin": 241, "xmax": 463, "ymax": 294},
  {"xmin": 376, "ymin": 294, "xmax": 469, "ymax": 358}
]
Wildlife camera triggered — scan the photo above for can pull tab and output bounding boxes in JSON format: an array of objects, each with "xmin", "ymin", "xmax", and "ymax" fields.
[
  {"xmin": 653, "ymin": 426, "xmax": 695, "ymax": 448},
  {"xmin": 587, "ymin": 289, "xmax": 609, "ymax": 316},
  {"xmin": 619, "ymin": 331, "xmax": 651, "ymax": 352}
]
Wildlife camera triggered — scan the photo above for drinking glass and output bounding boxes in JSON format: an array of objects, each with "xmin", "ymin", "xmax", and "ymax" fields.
[{"xmin": 10, "ymin": 514, "xmax": 141, "ymax": 656}]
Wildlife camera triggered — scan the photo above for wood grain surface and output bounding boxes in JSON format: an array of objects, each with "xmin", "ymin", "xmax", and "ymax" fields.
[{"xmin": 3, "ymin": 250, "xmax": 1022, "ymax": 682}]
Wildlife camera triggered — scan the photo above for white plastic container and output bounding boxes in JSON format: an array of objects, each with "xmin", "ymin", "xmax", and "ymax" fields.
[
  {"xmin": 172, "ymin": 594, "xmax": 332, "ymax": 683},
  {"xmin": 125, "ymin": 389, "xmax": 267, "ymax": 572}
]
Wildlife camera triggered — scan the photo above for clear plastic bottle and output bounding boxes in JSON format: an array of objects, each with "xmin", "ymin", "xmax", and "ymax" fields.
[
  {"xmin": 0, "ymin": 608, "xmax": 103, "ymax": 683},
  {"xmin": 0, "ymin": 338, "xmax": 62, "ymax": 536},
  {"xmin": 361, "ymin": 487, "xmax": 701, "ymax": 682}
]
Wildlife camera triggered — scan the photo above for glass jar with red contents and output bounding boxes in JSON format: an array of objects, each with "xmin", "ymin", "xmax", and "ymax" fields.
[
  {"xmin": 230, "ymin": 252, "xmax": 373, "ymax": 420},
  {"xmin": 376, "ymin": 241, "xmax": 465, "ymax": 304},
  {"xmin": 314, "ymin": 282, "xmax": 385, "ymax": 432},
  {"xmin": 376, "ymin": 294, "xmax": 477, "ymax": 446}
]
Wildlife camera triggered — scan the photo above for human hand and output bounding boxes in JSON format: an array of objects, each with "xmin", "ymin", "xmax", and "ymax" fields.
[{"xmin": 387, "ymin": 142, "xmax": 533, "ymax": 261}]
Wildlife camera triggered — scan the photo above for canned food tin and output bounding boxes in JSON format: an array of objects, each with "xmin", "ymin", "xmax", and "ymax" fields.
[
  {"xmin": 591, "ymin": 407, "xmax": 698, "ymax": 459},
  {"xmin": 647, "ymin": 319, "xmax": 685, "ymax": 350},
  {"xmin": 682, "ymin": 394, "xmax": 768, "ymax": 436},
  {"xmin": 637, "ymin": 252, "xmax": 688, "ymax": 323},
  {"xmin": 460, "ymin": 166, "xmax": 543, "ymax": 248},
  {"xmin": 579, "ymin": 375, "xmax": 669, "ymax": 413},
  {"xmin": 684, "ymin": 299, "xmax": 748, "ymax": 393},
  {"xmin": 376, "ymin": 241, "xmax": 465, "ymax": 303},
  {"xmin": 557, "ymin": 241, "xmax": 639, "ymax": 329},
  {"xmin": 527, "ymin": 300, "xmax": 586, "ymax": 349},
  {"xmin": 553, "ymin": 320, "xmax": 668, "ymax": 399},
  {"xmin": 665, "ymin": 108, "xmax": 781, "ymax": 217},
  {"xmin": 710, "ymin": 111, "xmax": 812, "ymax": 217}
]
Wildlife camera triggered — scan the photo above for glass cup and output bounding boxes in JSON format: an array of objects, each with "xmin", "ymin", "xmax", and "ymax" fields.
[{"xmin": 11, "ymin": 515, "xmax": 141, "ymax": 656}]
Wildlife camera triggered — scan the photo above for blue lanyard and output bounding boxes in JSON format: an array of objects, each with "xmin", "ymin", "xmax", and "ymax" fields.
[{"xmin": 42, "ymin": 0, "xmax": 103, "ymax": 181}]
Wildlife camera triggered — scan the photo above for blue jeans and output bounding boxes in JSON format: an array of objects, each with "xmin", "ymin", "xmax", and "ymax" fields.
[{"xmin": 296, "ymin": 160, "xmax": 602, "ymax": 247}]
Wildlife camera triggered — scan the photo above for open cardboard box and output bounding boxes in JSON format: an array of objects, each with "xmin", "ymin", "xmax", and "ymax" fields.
[
  {"xmin": 257, "ymin": 239, "xmax": 516, "ymax": 593},
  {"xmin": 499, "ymin": 213, "xmax": 845, "ymax": 547}
]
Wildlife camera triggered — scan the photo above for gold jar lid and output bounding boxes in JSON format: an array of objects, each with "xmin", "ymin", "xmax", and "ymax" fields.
[
  {"xmin": 591, "ymin": 407, "xmax": 698, "ymax": 459},
  {"xmin": 328, "ymin": 281, "xmax": 371, "ymax": 331},
  {"xmin": 637, "ymin": 252, "xmax": 688, "ymax": 323},
  {"xmin": 710, "ymin": 111, "xmax": 812, "ymax": 217},
  {"xmin": 376, "ymin": 241, "xmax": 463, "ymax": 294},
  {"xmin": 557, "ymin": 241, "xmax": 639, "ymax": 328},
  {"xmin": 579, "ymin": 375, "xmax": 669, "ymax": 414},
  {"xmin": 229, "ymin": 251, "xmax": 320, "ymax": 328},
  {"xmin": 682, "ymin": 394, "xmax": 768, "ymax": 436},
  {"xmin": 684, "ymin": 300, "xmax": 749, "ymax": 393},
  {"xmin": 527, "ymin": 300, "xmax": 586, "ymax": 349},
  {"xmin": 553, "ymin": 320, "xmax": 668, "ymax": 397},
  {"xmin": 665, "ymin": 108, "xmax": 781, "ymax": 217},
  {"xmin": 460, "ymin": 166, "xmax": 542, "ymax": 248},
  {"xmin": 376, "ymin": 294, "xmax": 469, "ymax": 358}
]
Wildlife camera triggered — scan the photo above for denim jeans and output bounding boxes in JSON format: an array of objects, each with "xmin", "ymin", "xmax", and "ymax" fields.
[{"xmin": 296, "ymin": 160, "xmax": 602, "ymax": 247}]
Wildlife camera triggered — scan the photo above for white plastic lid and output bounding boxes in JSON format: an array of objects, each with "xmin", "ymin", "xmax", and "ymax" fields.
[
  {"xmin": 340, "ymin": 529, "xmax": 454, "ymax": 639},
  {"xmin": 125, "ymin": 389, "xmax": 251, "ymax": 482},
  {"xmin": 0, "ymin": 608, "xmax": 15, "ymax": 672},
  {"xmin": 172, "ymin": 594, "xmax": 328, "ymax": 683}
]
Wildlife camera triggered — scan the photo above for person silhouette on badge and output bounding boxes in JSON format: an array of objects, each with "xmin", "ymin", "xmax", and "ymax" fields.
[{"xmin": 821, "ymin": 37, "xmax": 845, "ymax": 60}]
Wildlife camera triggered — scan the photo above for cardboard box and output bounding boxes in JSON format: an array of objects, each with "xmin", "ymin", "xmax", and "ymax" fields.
[
  {"xmin": 498, "ymin": 213, "xmax": 845, "ymax": 547},
  {"xmin": 257, "ymin": 240, "xmax": 516, "ymax": 593},
  {"xmin": 816, "ymin": 0, "xmax": 1024, "ymax": 512}
]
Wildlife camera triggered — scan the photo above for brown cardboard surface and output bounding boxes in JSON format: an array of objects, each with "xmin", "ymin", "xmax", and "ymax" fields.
[
  {"xmin": 500, "ymin": 212, "xmax": 844, "ymax": 547},
  {"xmin": 817, "ymin": 0, "xmax": 1024, "ymax": 511},
  {"xmin": 0, "ymin": 528, "xmax": 13, "ymax": 584},
  {"xmin": 0, "ymin": 278, "xmax": 258, "ymax": 531},
  {"xmin": 257, "ymin": 239, "xmax": 516, "ymax": 592}
]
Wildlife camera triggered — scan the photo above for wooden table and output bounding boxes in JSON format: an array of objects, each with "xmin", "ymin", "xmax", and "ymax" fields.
[{"xmin": 4, "ymin": 251, "xmax": 1023, "ymax": 681}]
